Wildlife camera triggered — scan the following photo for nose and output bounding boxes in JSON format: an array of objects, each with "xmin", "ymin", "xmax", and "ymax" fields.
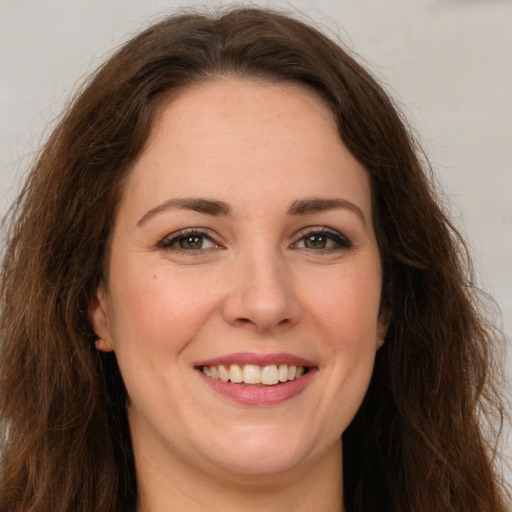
[{"xmin": 221, "ymin": 250, "xmax": 300, "ymax": 333}]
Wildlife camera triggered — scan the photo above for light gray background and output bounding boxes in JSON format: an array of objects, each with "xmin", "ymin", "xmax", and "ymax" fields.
[{"xmin": 1, "ymin": 0, "xmax": 511, "ymax": 482}]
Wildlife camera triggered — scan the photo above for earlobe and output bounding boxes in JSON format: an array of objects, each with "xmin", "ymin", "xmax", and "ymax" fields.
[
  {"xmin": 90, "ymin": 283, "xmax": 114, "ymax": 352},
  {"xmin": 376, "ymin": 314, "xmax": 391, "ymax": 349}
]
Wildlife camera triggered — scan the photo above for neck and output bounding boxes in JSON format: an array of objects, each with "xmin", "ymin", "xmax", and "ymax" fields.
[{"xmin": 134, "ymin": 439, "xmax": 344, "ymax": 512}]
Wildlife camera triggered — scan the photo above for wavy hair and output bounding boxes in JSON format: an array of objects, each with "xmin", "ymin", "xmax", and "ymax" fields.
[{"xmin": 0, "ymin": 7, "xmax": 509, "ymax": 512}]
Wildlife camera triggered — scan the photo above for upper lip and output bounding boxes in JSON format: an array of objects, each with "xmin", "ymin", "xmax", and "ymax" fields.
[{"xmin": 194, "ymin": 352, "xmax": 316, "ymax": 368}]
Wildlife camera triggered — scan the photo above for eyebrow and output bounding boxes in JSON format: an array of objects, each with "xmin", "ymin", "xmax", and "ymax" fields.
[
  {"xmin": 287, "ymin": 197, "xmax": 367, "ymax": 225},
  {"xmin": 137, "ymin": 196, "xmax": 366, "ymax": 227},
  {"xmin": 137, "ymin": 198, "xmax": 231, "ymax": 226}
]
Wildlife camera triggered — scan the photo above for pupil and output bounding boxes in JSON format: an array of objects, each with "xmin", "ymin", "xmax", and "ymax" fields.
[
  {"xmin": 180, "ymin": 236, "xmax": 202, "ymax": 249},
  {"xmin": 306, "ymin": 235, "xmax": 326, "ymax": 249}
]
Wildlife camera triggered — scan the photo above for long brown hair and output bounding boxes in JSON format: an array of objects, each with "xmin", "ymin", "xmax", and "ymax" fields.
[{"xmin": 0, "ymin": 7, "xmax": 509, "ymax": 512}]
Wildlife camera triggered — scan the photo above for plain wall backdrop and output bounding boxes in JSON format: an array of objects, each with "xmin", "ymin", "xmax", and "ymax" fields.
[{"xmin": 1, "ymin": 0, "xmax": 511, "ymax": 482}]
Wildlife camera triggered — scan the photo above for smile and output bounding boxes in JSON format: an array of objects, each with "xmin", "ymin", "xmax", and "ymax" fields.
[
  {"xmin": 195, "ymin": 353, "xmax": 317, "ymax": 405},
  {"xmin": 201, "ymin": 363, "xmax": 307, "ymax": 386}
]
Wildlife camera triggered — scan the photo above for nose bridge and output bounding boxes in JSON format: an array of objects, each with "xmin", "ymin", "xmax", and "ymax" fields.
[{"xmin": 222, "ymin": 242, "xmax": 299, "ymax": 332}]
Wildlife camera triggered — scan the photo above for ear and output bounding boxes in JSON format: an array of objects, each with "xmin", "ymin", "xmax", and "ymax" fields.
[
  {"xmin": 376, "ymin": 312, "xmax": 391, "ymax": 349},
  {"xmin": 90, "ymin": 282, "xmax": 114, "ymax": 352}
]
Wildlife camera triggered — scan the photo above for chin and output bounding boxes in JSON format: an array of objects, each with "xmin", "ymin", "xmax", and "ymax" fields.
[
  {"xmin": 206, "ymin": 448, "xmax": 306, "ymax": 478},
  {"xmin": 198, "ymin": 424, "xmax": 332, "ymax": 478}
]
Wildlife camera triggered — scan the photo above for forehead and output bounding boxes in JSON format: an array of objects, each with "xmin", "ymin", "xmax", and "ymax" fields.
[
  {"xmin": 153, "ymin": 77, "xmax": 336, "ymax": 131},
  {"xmin": 121, "ymin": 77, "xmax": 371, "ymax": 217}
]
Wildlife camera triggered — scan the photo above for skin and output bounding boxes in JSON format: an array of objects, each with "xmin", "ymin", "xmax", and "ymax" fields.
[{"xmin": 91, "ymin": 77, "xmax": 387, "ymax": 512}]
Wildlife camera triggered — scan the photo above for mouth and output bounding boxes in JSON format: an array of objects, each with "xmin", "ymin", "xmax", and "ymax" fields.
[
  {"xmin": 194, "ymin": 353, "xmax": 317, "ymax": 406},
  {"xmin": 199, "ymin": 363, "xmax": 308, "ymax": 386}
]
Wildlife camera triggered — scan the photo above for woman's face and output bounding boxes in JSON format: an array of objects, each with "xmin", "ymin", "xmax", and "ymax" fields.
[{"xmin": 92, "ymin": 78, "xmax": 387, "ymax": 481}]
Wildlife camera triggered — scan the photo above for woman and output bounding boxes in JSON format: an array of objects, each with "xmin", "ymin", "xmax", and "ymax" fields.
[{"xmin": 0, "ymin": 7, "xmax": 509, "ymax": 512}]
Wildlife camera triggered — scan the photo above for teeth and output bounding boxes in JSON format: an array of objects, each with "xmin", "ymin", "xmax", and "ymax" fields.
[
  {"xmin": 243, "ymin": 364, "xmax": 261, "ymax": 384},
  {"xmin": 210, "ymin": 366, "xmax": 219, "ymax": 380},
  {"xmin": 261, "ymin": 364, "xmax": 279, "ymax": 385},
  {"xmin": 278, "ymin": 364, "xmax": 288, "ymax": 382},
  {"xmin": 219, "ymin": 364, "xmax": 229, "ymax": 382},
  {"xmin": 201, "ymin": 363, "xmax": 307, "ymax": 385},
  {"xmin": 229, "ymin": 364, "xmax": 243, "ymax": 383}
]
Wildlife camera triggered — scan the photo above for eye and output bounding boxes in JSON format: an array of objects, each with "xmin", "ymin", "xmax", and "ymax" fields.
[
  {"xmin": 292, "ymin": 228, "xmax": 351, "ymax": 252},
  {"xmin": 158, "ymin": 229, "xmax": 219, "ymax": 252}
]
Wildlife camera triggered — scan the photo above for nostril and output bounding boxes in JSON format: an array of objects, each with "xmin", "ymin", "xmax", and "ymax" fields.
[
  {"xmin": 232, "ymin": 315, "xmax": 293, "ymax": 332},
  {"xmin": 234, "ymin": 317, "xmax": 253, "ymax": 326}
]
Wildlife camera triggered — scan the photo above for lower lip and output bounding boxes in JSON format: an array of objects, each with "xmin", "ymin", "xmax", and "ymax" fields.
[{"xmin": 198, "ymin": 369, "xmax": 317, "ymax": 406}]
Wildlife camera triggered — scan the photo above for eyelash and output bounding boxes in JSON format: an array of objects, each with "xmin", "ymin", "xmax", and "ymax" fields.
[
  {"xmin": 157, "ymin": 228, "xmax": 220, "ymax": 253},
  {"xmin": 291, "ymin": 227, "xmax": 352, "ymax": 253},
  {"xmin": 157, "ymin": 227, "xmax": 351, "ymax": 254}
]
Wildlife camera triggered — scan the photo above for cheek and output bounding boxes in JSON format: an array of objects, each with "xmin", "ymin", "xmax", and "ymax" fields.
[
  {"xmin": 108, "ymin": 262, "xmax": 222, "ymax": 355},
  {"xmin": 106, "ymin": 266, "xmax": 223, "ymax": 417},
  {"xmin": 301, "ymin": 262, "xmax": 383, "ymax": 345},
  {"xmin": 293, "ymin": 263, "xmax": 382, "ymax": 441}
]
